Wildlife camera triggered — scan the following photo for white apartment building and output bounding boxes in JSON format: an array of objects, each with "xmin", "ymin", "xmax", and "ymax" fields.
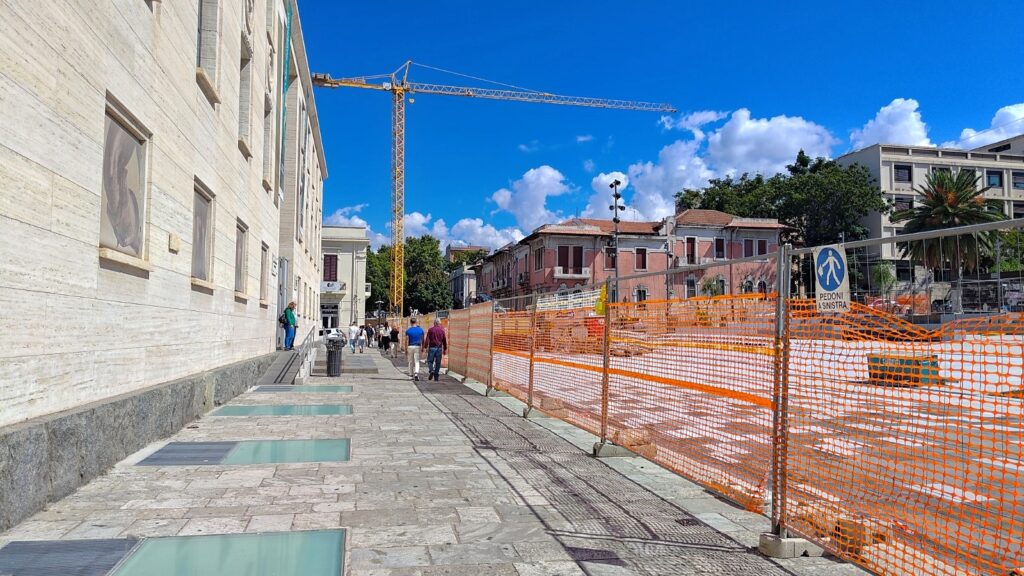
[
  {"xmin": 320, "ymin": 226, "xmax": 369, "ymax": 328},
  {"xmin": 449, "ymin": 264, "xmax": 478, "ymax": 309},
  {"xmin": 838, "ymin": 135, "xmax": 1024, "ymax": 270},
  {"xmin": 0, "ymin": 0, "xmax": 326, "ymax": 529}
]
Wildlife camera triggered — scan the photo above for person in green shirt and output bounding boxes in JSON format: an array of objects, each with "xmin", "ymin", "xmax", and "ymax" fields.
[{"xmin": 283, "ymin": 301, "xmax": 297, "ymax": 350}]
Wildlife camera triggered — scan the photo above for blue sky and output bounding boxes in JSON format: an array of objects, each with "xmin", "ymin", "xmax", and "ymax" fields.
[{"xmin": 302, "ymin": 0, "xmax": 1024, "ymax": 249}]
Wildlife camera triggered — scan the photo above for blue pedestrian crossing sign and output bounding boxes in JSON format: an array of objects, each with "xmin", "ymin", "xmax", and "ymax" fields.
[{"xmin": 813, "ymin": 244, "xmax": 850, "ymax": 313}]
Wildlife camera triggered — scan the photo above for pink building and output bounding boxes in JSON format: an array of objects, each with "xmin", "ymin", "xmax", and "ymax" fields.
[{"xmin": 475, "ymin": 209, "xmax": 784, "ymax": 302}]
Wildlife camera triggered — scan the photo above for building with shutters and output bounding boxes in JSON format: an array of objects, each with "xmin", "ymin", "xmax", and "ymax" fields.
[{"xmin": 320, "ymin": 225, "xmax": 370, "ymax": 328}]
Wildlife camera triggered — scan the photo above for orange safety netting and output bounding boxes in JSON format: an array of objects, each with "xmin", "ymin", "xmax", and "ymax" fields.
[
  {"xmin": 781, "ymin": 301, "xmax": 1024, "ymax": 576},
  {"xmin": 530, "ymin": 307, "xmax": 606, "ymax": 436},
  {"xmin": 465, "ymin": 302, "xmax": 493, "ymax": 385},
  {"xmin": 491, "ymin": 310, "xmax": 532, "ymax": 402},
  {"xmin": 447, "ymin": 309, "xmax": 470, "ymax": 377},
  {"xmin": 607, "ymin": 295, "xmax": 777, "ymax": 510}
]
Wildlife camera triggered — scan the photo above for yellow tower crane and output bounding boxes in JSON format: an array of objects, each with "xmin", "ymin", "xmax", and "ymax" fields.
[{"xmin": 312, "ymin": 61, "xmax": 675, "ymax": 316}]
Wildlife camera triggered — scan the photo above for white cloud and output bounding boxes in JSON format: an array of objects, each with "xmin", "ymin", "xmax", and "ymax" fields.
[
  {"xmin": 490, "ymin": 165, "xmax": 571, "ymax": 232},
  {"xmin": 943, "ymin": 103, "xmax": 1024, "ymax": 149},
  {"xmin": 324, "ymin": 205, "xmax": 388, "ymax": 249},
  {"xmin": 402, "ymin": 211, "xmax": 449, "ymax": 239},
  {"xmin": 850, "ymin": 98, "xmax": 932, "ymax": 149},
  {"xmin": 707, "ymin": 108, "xmax": 837, "ymax": 176},
  {"xmin": 576, "ymin": 134, "xmax": 594, "ymax": 143},
  {"xmin": 659, "ymin": 110, "xmax": 728, "ymax": 140},
  {"xmin": 582, "ymin": 171, "xmax": 631, "ymax": 219},
  {"xmin": 449, "ymin": 218, "xmax": 523, "ymax": 250},
  {"xmin": 583, "ymin": 159, "xmax": 595, "ymax": 173},
  {"xmin": 628, "ymin": 139, "xmax": 715, "ymax": 220},
  {"xmin": 517, "ymin": 140, "xmax": 540, "ymax": 153}
]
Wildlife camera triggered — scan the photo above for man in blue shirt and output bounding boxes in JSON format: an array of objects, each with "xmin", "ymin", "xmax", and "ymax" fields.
[{"xmin": 405, "ymin": 318, "xmax": 425, "ymax": 381}]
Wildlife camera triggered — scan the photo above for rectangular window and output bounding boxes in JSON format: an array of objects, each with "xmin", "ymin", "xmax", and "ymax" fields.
[
  {"xmin": 1013, "ymin": 202, "xmax": 1024, "ymax": 219},
  {"xmin": 262, "ymin": 103, "xmax": 274, "ymax": 191},
  {"xmin": 191, "ymin": 182, "xmax": 214, "ymax": 281},
  {"xmin": 987, "ymin": 170, "xmax": 1004, "ymax": 188},
  {"xmin": 715, "ymin": 238, "xmax": 725, "ymax": 259},
  {"xmin": 718, "ymin": 278, "xmax": 727, "ymax": 295},
  {"xmin": 237, "ymin": 39, "xmax": 253, "ymax": 155},
  {"xmin": 893, "ymin": 164, "xmax": 912, "ymax": 183},
  {"xmin": 234, "ymin": 220, "xmax": 247, "ymax": 293},
  {"xmin": 100, "ymin": 105, "xmax": 149, "ymax": 260},
  {"xmin": 534, "ymin": 247, "xmax": 543, "ymax": 271},
  {"xmin": 932, "ymin": 166, "xmax": 951, "ymax": 175},
  {"xmin": 557, "ymin": 245, "xmax": 569, "ymax": 270},
  {"xmin": 743, "ymin": 239, "xmax": 754, "ymax": 258},
  {"xmin": 634, "ymin": 247, "xmax": 647, "ymax": 270},
  {"xmin": 1013, "ymin": 172, "xmax": 1024, "ymax": 190},
  {"xmin": 635, "ymin": 286, "xmax": 648, "ymax": 302},
  {"xmin": 685, "ymin": 237, "xmax": 696, "ymax": 264},
  {"xmin": 572, "ymin": 246, "xmax": 583, "ymax": 274},
  {"xmin": 604, "ymin": 247, "xmax": 616, "ymax": 270},
  {"xmin": 323, "ymin": 254, "xmax": 338, "ymax": 282},
  {"xmin": 685, "ymin": 278, "xmax": 697, "ymax": 299},
  {"xmin": 295, "ymin": 105, "xmax": 308, "ymax": 242},
  {"xmin": 196, "ymin": 0, "xmax": 220, "ymax": 101},
  {"xmin": 894, "ymin": 195, "xmax": 914, "ymax": 212},
  {"xmin": 960, "ymin": 167, "xmax": 977, "ymax": 180},
  {"xmin": 260, "ymin": 243, "xmax": 269, "ymax": 301},
  {"xmin": 757, "ymin": 239, "xmax": 768, "ymax": 255}
]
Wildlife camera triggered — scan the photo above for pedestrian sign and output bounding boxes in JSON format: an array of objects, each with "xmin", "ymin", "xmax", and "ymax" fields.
[{"xmin": 813, "ymin": 244, "xmax": 850, "ymax": 313}]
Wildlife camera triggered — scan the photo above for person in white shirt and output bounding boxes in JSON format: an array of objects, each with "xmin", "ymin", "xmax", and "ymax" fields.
[{"xmin": 348, "ymin": 321, "xmax": 359, "ymax": 353}]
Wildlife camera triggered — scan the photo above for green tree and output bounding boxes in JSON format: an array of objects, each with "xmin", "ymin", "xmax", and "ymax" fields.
[
  {"xmin": 871, "ymin": 262, "xmax": 896, "ymax": 296},
  {"xmin": 364, "ymin": 246, "xmax": 392, "ymax": 315},
  {"xmin": 446, "ymin": 248, "xmax": 488, "ymax": 273},
  {"xmin": 992, "ymin": 230, "xmax": 1024, "ymax": 273},
  {"xmin": 891, "ymin": 170, "xmax": 1004, "ymax": 273},
  {"xmin": 403, "ymin": 235, "xmax": 452, "ymax": 315}
]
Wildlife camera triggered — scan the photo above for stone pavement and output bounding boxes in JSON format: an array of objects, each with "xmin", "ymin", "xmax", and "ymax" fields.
[{"xmin": 0, "ymin": 350, "xmax": 863, "ymax": 575}]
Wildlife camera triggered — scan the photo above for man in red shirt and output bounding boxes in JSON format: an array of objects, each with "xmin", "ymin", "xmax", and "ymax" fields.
[{"xmin": 425, "ymin": 319, "xmax": 448, "ymax": 381}]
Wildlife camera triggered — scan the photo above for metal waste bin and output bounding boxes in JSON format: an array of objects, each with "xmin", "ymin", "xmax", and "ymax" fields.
[{"xmin": 326, "ymin": 338, "xmax": 343, "ymax": 377}]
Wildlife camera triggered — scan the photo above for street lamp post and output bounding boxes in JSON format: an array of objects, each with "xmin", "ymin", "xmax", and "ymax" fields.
[
  {"xmin": 375, "ymin": 299, "xmax": 384, "ymax": 328},
  {"xmin": 608, "ymin": 179, "xmax": 624, "ymax": 302}
]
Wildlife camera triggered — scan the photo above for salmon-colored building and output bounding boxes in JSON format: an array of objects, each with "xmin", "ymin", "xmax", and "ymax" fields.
[{"xmin": 476, "ymin": 209, "xmax": 783, "ymax": 302}]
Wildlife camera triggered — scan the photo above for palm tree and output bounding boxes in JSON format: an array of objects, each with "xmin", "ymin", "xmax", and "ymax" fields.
[{"xmin": 891, "ymin": 169, "xmax": 1004, "ymax": 311}]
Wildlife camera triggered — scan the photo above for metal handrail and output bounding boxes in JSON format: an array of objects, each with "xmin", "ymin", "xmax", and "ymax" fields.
[{"xmin": 788, "ymin": 217, "xmax": 1024, "ymax": 256}]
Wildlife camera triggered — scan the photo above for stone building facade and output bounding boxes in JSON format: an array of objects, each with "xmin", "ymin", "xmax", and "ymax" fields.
[
  {"xmin": 320, "ymin": 225, "xmax": 369, "ymax": 329},
  {"xmin": 0, "ymin": 0, "xmax": 326, "ymax": 528}
]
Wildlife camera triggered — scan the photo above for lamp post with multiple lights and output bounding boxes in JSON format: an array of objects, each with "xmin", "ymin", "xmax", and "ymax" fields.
[{"xmin": 608, "ymin": 179, "xmax": 624, "ymax": 302}]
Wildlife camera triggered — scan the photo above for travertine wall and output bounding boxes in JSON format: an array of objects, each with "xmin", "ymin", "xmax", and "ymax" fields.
[{"xmin": 0, "ymin": 0, "xmax": 324, "ymax": 427}]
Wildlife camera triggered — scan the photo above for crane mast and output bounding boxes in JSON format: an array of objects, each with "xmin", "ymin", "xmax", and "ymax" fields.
[{"xmin": 312, "ymin": 62, "xmax": 674, "ymax": 316}]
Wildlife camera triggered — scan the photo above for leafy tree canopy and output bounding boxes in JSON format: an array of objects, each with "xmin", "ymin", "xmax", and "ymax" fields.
[
  {"xmin": 674, "ymin": 150, "xmax": 889, "ymax": 246},
  {"xmin": 446, "ymin": 248, "xmax": 488, "ymax": 272},
  {"xmin": 403, "ymin": 235, "xmax": 453, "ymax": 315}
]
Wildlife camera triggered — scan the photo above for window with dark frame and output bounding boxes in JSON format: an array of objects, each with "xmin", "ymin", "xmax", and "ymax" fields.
[
  {"xmin": 685, "ymin": 237, "xmax": 696, "ymax": 264},
  {"xmin": 1013, "ymin": 172, "xmax": 1024, "ymax": 190},
  {"xmin": 894, "ymin": 164, "xmax": 912, "ymax": 183},
  {"xmin": 894, "ymin": 196, "xmax": 914, "ymax": 212},
  {"xmin": 988, "ymin": 170, "xmax": 1004, "ymax": 188},
  {"xmin": 635, "ymin": 247, "xmax": 647, "ymax": 270},
  {"xmin": 557, "ymin": 245, "xmax": 569, "ymax": 271},
  {"xmin": 743, "ymin": 239, "xmax": 754, "ymax": 258},
  {"xmin": 757, "ymin": 239, "xmax": 768, "ymax": 256},
  {"xmin": 604, "ymin": 246, "xmax": 616, "ymax": 269},
  {"xmin": 260, "ymin": 243, "xmax": 269, "ymax": 301},
  {"xmin": 534, "ymin": 247, "xmax": 543, "ymax": 271},
  {"xmin": 714, "ymin": 238, "xmax": 725, "ymax": 259},
  {"xmin": 572, "ymin": 246, "xmax": 583, "ymax": 274},
  {"xmin": 234, "ymin": 221, "xmax": 247, "ymax": 293},
  {"xmin": 323, "ymin": 254, "xmax": 338, "ymax": 282},
  {"xmin": 191, "ymin": 185, "xmax": 214, "ymax": 282}
]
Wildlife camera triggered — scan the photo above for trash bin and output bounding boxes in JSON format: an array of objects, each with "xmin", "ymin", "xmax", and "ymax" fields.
[{"xmin": 326, "ymin": 338, "xmax": 343, "ymax": 377}]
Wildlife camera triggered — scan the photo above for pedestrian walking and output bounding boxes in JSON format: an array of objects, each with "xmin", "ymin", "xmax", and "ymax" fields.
[
  {"xmin": 405, "ymin": 318, "xmax": 425, "ymax": 380},
  {"xmin": 425, "ymin": 318, "xmax": 447, "ymax": 381},
  {"xmin": 365, "ymin": 324, "xmax": 375, "ymax": 351},
  {"xmin": 279, "ymin": 301, "xmax": 297, "ymax": 350},
  {"xmin": 356, "ymin": 324, "xmax": 367, "ymax": 353},
  {"xmin": 389, "ymin": 324, "xmax": 400, "ymax": 358},
  {"xmin": 348, "ymin": 321, "xmax": 359, "ymax": 353}
]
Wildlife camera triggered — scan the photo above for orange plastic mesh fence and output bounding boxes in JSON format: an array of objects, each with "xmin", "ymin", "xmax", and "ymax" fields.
[
  {"xmin": 491, "ymin": 310, "xmax": 532, "ymax": 402},
  {"xmin": 465, "ymin": 302, "xmax": 493, "ymax": 385},
  {"xmin": 531, "ymin": 306, "xmax": 606, "ymax": 436},
  {"xmin": 607, "ymin": 295, "xmax": 777, "ymax": 510},
  {"xmin": 447, "ymin": 309, "xmax": 470, "ymax": 377},
  {"xmin": 781, "ymin": 300, "xmax": 1024, "ymax": 576}
]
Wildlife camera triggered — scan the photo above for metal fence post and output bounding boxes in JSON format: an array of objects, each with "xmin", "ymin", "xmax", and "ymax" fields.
[
  {"xmin": 599, "ymin": 279, "xmax": 612, "ymax": 445},
  {"xmin": 486, "ymin": 300, "xmax": 495, "ymax": 392},
  {"xmin": 770, "ymin": 245, "xmax": 793, "ymax": 536},
  {"xmin": 526, "ymin": 294, "xmax": 538, "ymax": 415}
]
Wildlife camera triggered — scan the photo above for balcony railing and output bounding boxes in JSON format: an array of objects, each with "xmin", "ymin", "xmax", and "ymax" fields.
[{"xmin": 553, "ymin": 266, "xmax": 590, "ymax": 279}]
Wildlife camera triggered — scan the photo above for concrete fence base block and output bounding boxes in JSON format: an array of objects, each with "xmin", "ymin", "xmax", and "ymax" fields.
[
  {"xmin": 758, "ymin": 533, "xmax": 825, "ymax": 558},
  {"xmin": 485, "ymin": 387, "xmax": 511, "ymax": 397},
  {"xmin": 592, "ymin": 442, "xmax": 634, "ymax": 458},
  {"xmin": 522, "ymin": 407, "xmax": 551, "ymax": 419}
]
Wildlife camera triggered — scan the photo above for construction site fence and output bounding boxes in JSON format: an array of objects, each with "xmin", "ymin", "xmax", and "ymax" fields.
[{"xmin": 407, "ymin": 218, "xmax": 1024, "ymax": 576}]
